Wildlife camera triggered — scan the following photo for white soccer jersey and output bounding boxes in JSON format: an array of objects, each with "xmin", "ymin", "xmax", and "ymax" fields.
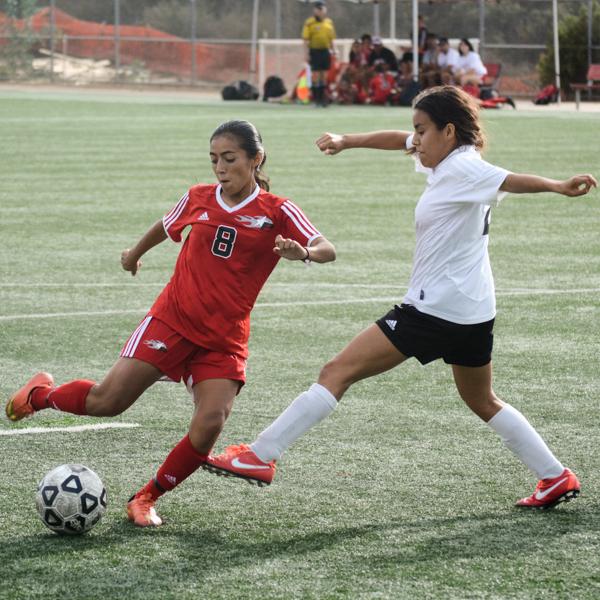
[{"xmin": 402, "ymin": 136, "xmax": 510, "ymax": 324}]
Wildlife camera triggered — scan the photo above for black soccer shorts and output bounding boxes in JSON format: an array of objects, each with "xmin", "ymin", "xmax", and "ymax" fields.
[
  {"xmin": 376, "ymin": 304, "xmax": 494, "ymax": 367},
  {"xmin": 309, "ymin": 48, "xmax": 331, "ymax": 72}
]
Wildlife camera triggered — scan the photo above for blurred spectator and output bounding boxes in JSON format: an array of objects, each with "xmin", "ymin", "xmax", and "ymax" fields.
[
  {"xmin": 393, "ymin": 53, "xmax": 421, "ymax": 106},
  {"xmin": 418, "ymin": 15, "xmax": 428, "ymax": 54},
  {"xmin": 399, "ymin": 15, "xmax": 428, "ymax": 59},
  {"xmin": 335, "ymin": 65, "xmax": 368, "ymax": 105},
  {"xmin": 454, "ymin": 38, "xmax": 487, "ymax": 86},
  {"xmin": 348, "ymin": 38, "xmax": 363, "ymax": 68},
  {"xmin": 368, "ymin": 64, "xmax": 397, "ymax": 105},
  {"xmin": 337, "ymin": 33, "xmax": 373, "ymax": 105},
  {"xmin": 436, "ymin": 37, "xmax": 459, "ymax": 84},
  {"xmin": 359, "ymin": 33, "xmax": 373, "ymax": 67},
  {"xmin": 336, "ymin": 68, "xmax": 357, "ymax": 104},
  {"xmin": 419, "ymin": 32, "xmax": 439, "ymax": 88},
  {"xmin": 368, "ymin": 37, "xmax": 398, "ymax": 73},
  {"xmin": 398, "ymin": 53, "xmax": 413, "ymax": 85},
  {"xmin": 422, "ymin": 33, "xmax": 439, "ymax": 66}
]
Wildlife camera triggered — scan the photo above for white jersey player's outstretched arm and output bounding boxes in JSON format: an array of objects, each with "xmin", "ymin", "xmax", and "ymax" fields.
[
  {"xmin": 500, "ymin": 173, "xmax": 597, "ymax": 197},
  {"xmin": 316, "ymin": 130, "xmax": 412, "ymax": 155}
]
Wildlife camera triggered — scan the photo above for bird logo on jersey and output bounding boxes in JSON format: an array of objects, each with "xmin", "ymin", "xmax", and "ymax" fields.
[
  {"xmin": 235, "ymin": 215, "xmax": 274, "ymax": 230},
  {"xmin": 144, "ymin": 339, "xmax": 168, "ymax": 352}
]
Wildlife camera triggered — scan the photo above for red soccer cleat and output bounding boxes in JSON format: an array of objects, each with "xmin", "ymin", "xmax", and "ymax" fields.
[
  {"xmin": 516, "ymin": 468, "xmax": 580, "ymax": 509},
  {"xmin": 5, "ymin": 372, "xmax": 54, "ymax": 422},
  {"xmin": 204, "ymin": 444, "xmax": 276, "ymax": 487},
  {"xmin": 127, "ymin": 493, "xmax": 163, "ymax": 527}
]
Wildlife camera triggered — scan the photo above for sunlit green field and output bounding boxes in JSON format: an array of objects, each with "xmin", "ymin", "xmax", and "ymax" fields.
[{"xmin": 1, "ymin": 89, "xmax": 599, "ymax": 599}]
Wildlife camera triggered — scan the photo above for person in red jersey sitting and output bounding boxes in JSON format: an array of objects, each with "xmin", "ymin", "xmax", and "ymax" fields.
[
  {"xmin": 367, "ymin": 64, "xmax": 397, "ymax": 105},
  {"xmin": 6, "ymin": 119, "xmax": 336, "ymax": 527}
]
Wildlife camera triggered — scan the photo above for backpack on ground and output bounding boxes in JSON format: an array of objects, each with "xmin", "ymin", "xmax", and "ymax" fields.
[
  {"xmin": 263, "ymin": 75, "xmax": 287, "ymax": 101},
  {"xmin": 533, "ymin": 84, "xmax": 558, "ymax": 105},
  {"xmin": 221, "ymin": 80, "xmax": 259, "ymax": 101}
]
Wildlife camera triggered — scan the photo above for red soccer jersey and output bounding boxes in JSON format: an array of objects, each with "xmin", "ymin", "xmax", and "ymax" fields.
[
  {"xmin": 149, "ymin": 183, "xmax": 321, "ymax": 357},
  {"xmin": 369, "ymin": 72, "xmax": 396, "ymax": 105}
]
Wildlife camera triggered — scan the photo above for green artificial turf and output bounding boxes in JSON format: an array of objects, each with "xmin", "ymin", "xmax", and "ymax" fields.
[{"xmin": 0, "ymin": 89, "xmax": 599, "ymax": 599}]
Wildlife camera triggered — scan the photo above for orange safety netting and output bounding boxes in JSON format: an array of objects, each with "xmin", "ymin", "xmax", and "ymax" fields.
[{"xmin": 0, "ymin": 7, "xmax": 253, "ymax": 83}]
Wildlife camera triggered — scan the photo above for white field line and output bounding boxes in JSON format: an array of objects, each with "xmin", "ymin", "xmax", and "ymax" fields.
[
  {"xmin": 1, "ymin": 288, "xmax": 599, "ymax": 322},
  {"xmin": 0, "ymin": 422, "xmax": 140, "ymax": 436}
]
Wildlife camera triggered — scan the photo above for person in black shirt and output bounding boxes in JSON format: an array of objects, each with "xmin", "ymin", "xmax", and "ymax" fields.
[{"xmin": 368, "ymin": 36, "xmax": 398, "ymax": 73}]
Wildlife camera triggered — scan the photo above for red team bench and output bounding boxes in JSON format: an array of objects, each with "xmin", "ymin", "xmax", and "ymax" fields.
[{"xmin": 570, "ymin": 64, "xmax": 600, "ymax": 110}]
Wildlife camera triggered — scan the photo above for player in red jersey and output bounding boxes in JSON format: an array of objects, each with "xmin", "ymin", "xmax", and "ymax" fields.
[{"xmin": 5, "ymin": 120, "xmax": 336, "ymax": 527}]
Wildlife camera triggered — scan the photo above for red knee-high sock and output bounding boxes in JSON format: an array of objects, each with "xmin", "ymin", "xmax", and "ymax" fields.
[
  {"xmin": 30, "ymin": 380, "xmax": 95, "ymax": 415},
  {"xmin": 137, "ymin": 434, "xmax": 208, "ymax": 501}
]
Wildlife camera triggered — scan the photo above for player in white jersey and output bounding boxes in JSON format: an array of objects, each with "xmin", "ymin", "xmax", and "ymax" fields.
[{"xmin": 205, "ymin": 86, "xmax": 597, "ymax": 510}]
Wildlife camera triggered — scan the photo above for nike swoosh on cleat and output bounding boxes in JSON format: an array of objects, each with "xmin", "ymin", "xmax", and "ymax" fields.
[
  {"xmin": 534, "ymin": 477, "xmax": 568, "ymax": 501},
  {"xmin": 231, "ymin": 457, "xmax": 270, "ymax": 470}
]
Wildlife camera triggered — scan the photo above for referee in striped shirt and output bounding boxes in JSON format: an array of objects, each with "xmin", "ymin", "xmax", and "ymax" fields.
[{"xmin": 302, "ymin": 1, "xmax": 336, "ymax": 106}]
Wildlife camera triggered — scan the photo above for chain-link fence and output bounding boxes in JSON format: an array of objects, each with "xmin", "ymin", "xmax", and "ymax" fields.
[
  {"xmin": 0, "ymin": 0, "xmax": 598, "ymax": 97},
  {"xmin": 0, "ymin": 0, "xmax": 255, "ymax": 86}
]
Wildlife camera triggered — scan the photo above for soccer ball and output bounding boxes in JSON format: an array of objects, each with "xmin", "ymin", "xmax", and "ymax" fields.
[{"xmin": 35, "ymin": 464, "xmax": 107, "ymax": 535}]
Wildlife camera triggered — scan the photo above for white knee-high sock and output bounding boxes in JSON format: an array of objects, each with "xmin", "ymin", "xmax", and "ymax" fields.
[
  {"xmin": 251, "ymin": 383, "xmax": 337, "ymax": 463},
  {"xmin": 487, "ymin": 404, "xmax": 564, "ymax": 480}
]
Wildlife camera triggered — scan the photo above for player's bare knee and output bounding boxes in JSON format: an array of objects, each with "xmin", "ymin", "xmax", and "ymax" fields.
[
  {"xmin": 318, "ymin": 358, "xmax": 354, "ymax": 394},
  {"xmin": 319, "ymin": 359, "xmax": 339, "ymax": 385},
  {"xmin": 196, "ymin": 406, "xmax": 230, "ymax": 429},
  {"xmin": 463, "ymin": 391, "xmax": 501, "ymax": 421}
]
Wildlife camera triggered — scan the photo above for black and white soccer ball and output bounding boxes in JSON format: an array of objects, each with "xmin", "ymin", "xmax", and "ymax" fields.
[{"xmin": 35, "ymin": 464, "xmax": 107, "ymax": 535}]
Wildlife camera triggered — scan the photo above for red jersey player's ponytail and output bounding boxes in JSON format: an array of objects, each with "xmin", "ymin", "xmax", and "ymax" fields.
[
  {"xmin": 210, "ymin": 120, "xmax": 271, "ymax": 192},
  {"xmin": 254, "ymin": 158, "xmax": 270, "ymax": 192}
]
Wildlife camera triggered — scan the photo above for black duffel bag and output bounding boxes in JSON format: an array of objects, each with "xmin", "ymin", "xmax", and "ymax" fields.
[{"xmin": 221, "ymin": 80, "xmax": 259, "ymax": 101}]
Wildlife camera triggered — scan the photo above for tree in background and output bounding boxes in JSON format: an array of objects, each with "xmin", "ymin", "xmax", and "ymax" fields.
[
  {"xmin": 0, "ymin": 0, "xmax": 38, "ymax": 79},
  {"xmin": 538, "ymin": 1, "xmax": 600, "ymax": 93}
]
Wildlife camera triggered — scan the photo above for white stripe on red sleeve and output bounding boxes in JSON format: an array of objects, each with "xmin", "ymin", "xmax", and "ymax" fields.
[
  {"xmin": 283, "ymin": 201, "xmax": 320, "ymax": 237},
  {"xmin": 281, "ymin": 201, "xmax": 320, "ymax": 242},
  {"xmin": 163, "ymin": 191, "xmax": 190, "ymax": 235}
]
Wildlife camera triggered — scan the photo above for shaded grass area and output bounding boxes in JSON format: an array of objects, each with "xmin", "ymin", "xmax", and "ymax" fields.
[{"xmin": 0, "ymin": 91, "xmax": 599, "ymax": 599}]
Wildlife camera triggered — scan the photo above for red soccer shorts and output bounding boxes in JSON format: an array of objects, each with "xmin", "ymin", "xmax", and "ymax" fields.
[{"xmin": 120, "ymin": 315, "xmax": 247, "ymax": 390}]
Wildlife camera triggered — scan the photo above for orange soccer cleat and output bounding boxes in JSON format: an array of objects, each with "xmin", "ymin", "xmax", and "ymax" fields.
[
  {"xmin": 204, "ymin": 444, "xmax": 276, "ymax": 487},
  {"xmin": 5, "ymin": 372, "xmax": 54, "ymax": 422},
  {"xmin": 127, "ymin": 493, "xmax": 163, "ymax": 527},
  {"xmin": 516, "ymin": 468, "xmax": 580, "ymax": 509}
]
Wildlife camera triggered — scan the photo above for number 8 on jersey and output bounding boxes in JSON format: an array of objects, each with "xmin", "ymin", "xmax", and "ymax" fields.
[{"xmin": 212, "ymin": 225, "xmax": 237, "ymax": 258}]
